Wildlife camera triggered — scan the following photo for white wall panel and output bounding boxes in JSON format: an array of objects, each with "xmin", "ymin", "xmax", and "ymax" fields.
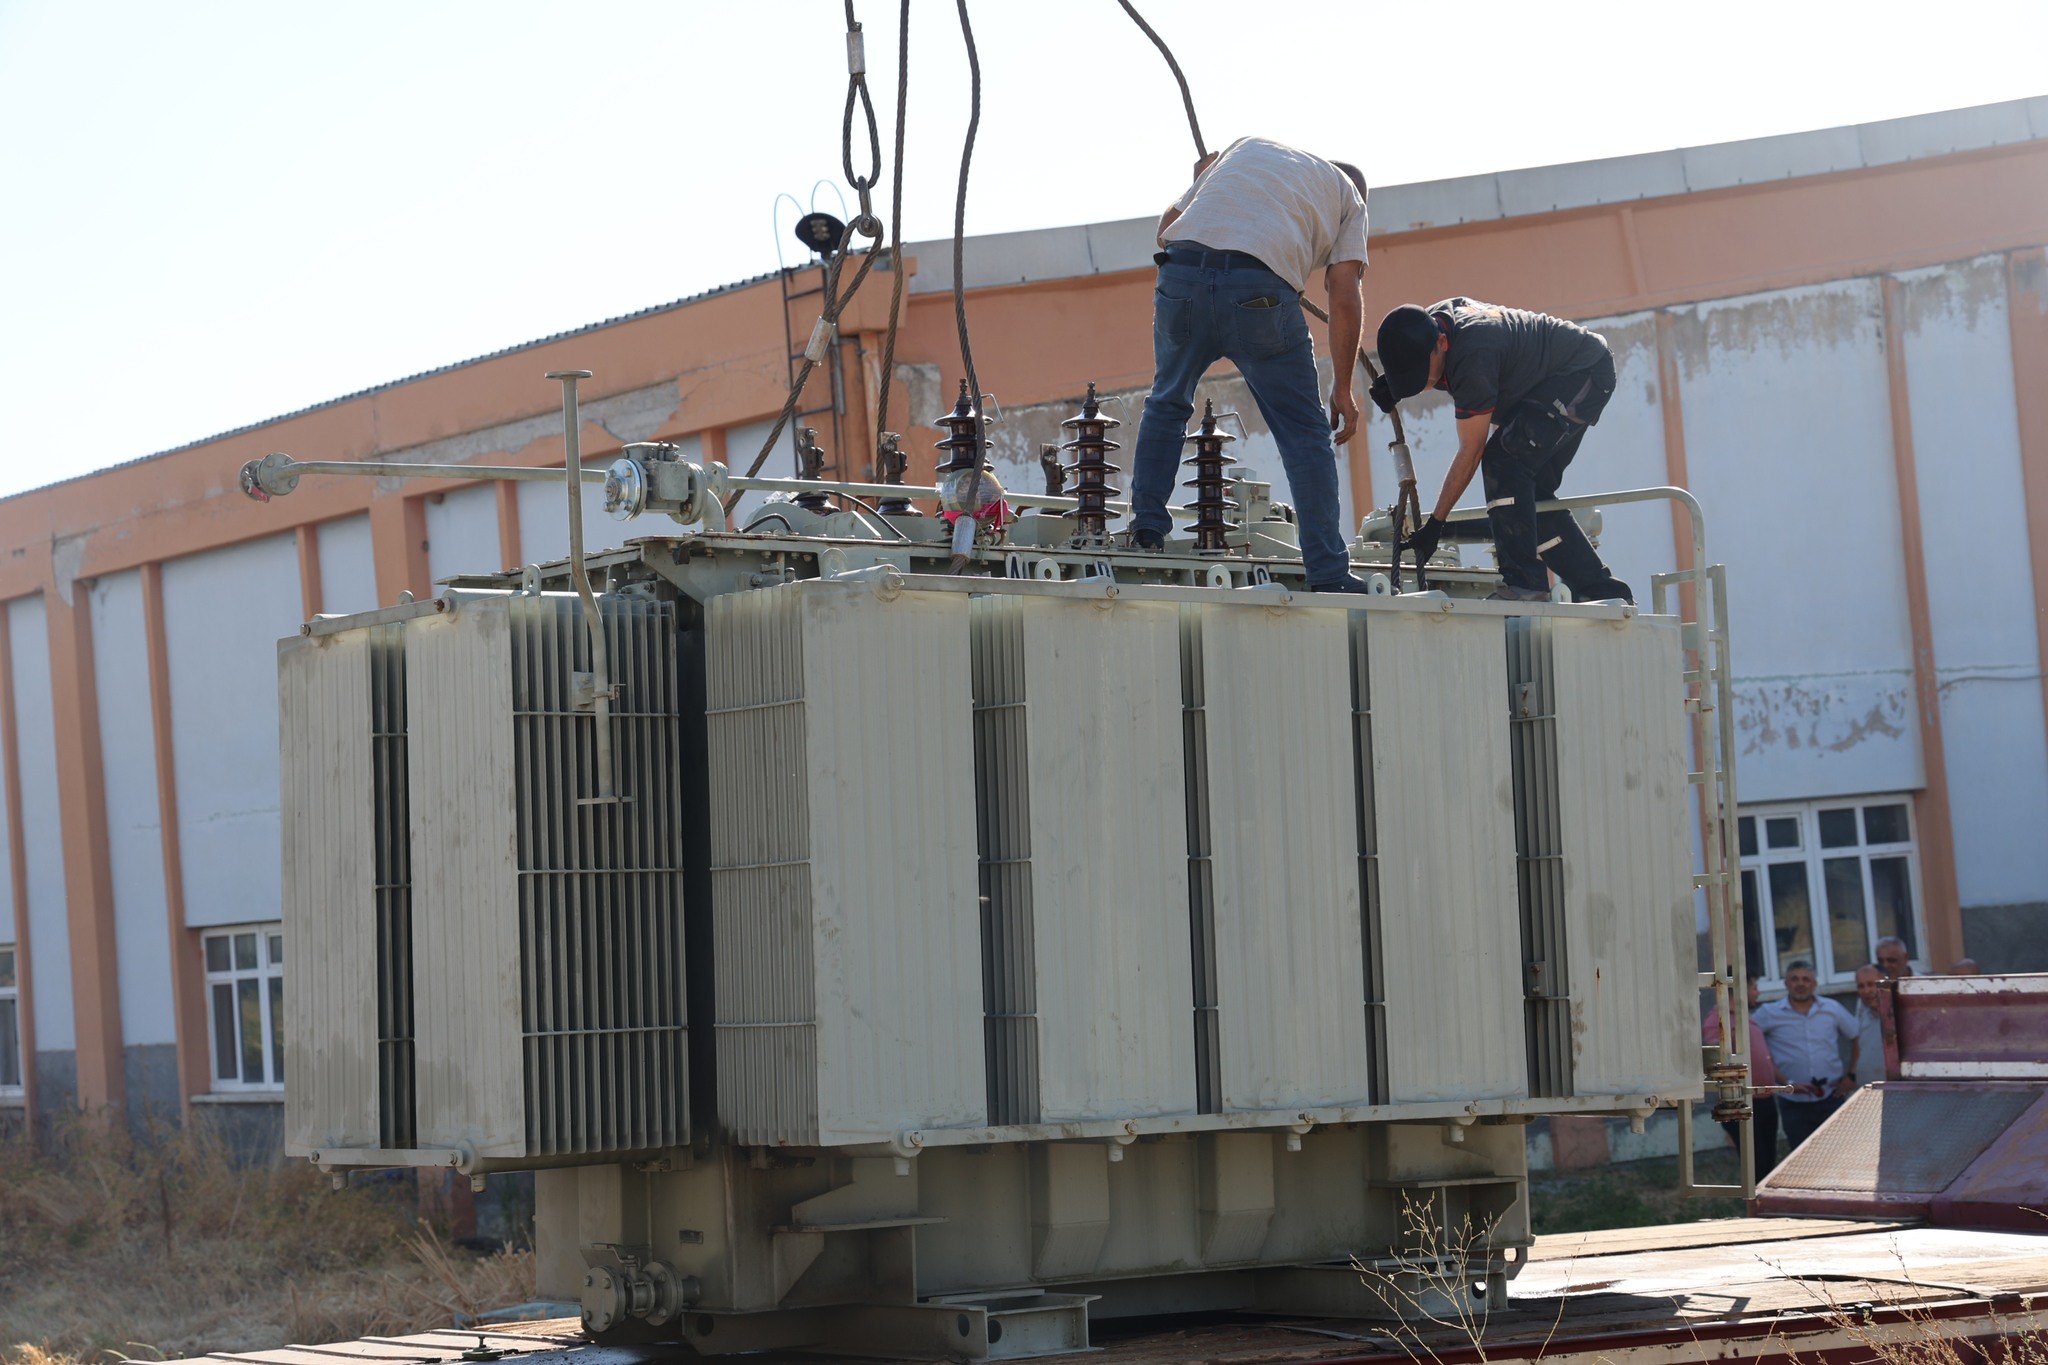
[
  {"xmin": 1569, "ymin": 314, "xmax": 1681, "ymax": 592},
  {"xmin": 1674, "ymin": 280, "xmax": 1921, "ymax": 802},
  {"xmin": 1896, "ymin": 259, "xmax": 2048, "ymax": 906},
  {"xmin": 161, "ymin": 535, "xmax": 303, "ymax": 928},
  {"xmin": 425, "ymin": 483, "xmax": 502, "ymax": 583},
  {"xmin": 88, "ymin": 573, "xmax": 175, "ymax": 1047},
  {"xmin": 516, "ymin": 471, "xmax": 632, "ymax": 566},
  {"xmin": 10, "ymin": 597, "xmax": 72, "ymax": 1048},
  {"xmin": 316, "ymin": 514, "xmax": 380, "ymax": 616}
]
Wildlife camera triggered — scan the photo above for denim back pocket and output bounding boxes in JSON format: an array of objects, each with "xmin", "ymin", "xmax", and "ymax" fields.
[
  {"xmin": 1233, "ymin": 293, "xmax": 1300, "ymax": 360},
  {"xmin": 1155, "ymin": 290, "xmax": 1194, "ymax": 347}
]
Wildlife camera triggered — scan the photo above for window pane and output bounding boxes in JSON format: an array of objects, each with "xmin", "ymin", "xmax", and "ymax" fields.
[
  {"xmin": 1767, "ymin": 817, "xmax": 1802, "ymax": 850},
  {"xmin": 1818, "ymin": 808, "xmax": 1858, "ymax": 848},
  {"xmin": 0, "ymin": 998, "xmax": 20, "ymax": 1089},
  {"xmin": 1871, "ymin": 856, "xmax": 1918, "ymax": 958},
  {"xmin": 1864, "ymin": 803, "xmax": 1909, "ymax": 845},
  {"xmin": 0, "ymin": 948, "xmax": 13, "ymax": 989},
  {"xmin": 268, "ymin": 934, "xmax": 284, "ymax": 967},
  {"xmin": 238, "ymin": 979, "xmax": 264, "ymax": 1082},
  {"xmin": 1768, "ymin": 862, "xmax": 1814, "ymax": 965},
  {"xmin": 1824, "ymin": 857, "xmax": 1870, "ymax": 973},
  {"xmin": 1739, "ymin": 817, "xmax": 1757, "ymax": 859},
  {"xmin": 212, "ymin": 982, "xmax": 238, "ymax": 1081},
  {"xmin": 206, "ymin": 936, "xmax": 230, "ymax": 974},
  {"xmin": 269, "ymin": 976, "xmax": 284, "ymax": 1085},
  {"xmin": 1741, "ymin": 869, "xmax": 1770, "ymax": 978},
  {"xmin": 234, "ymin": 933, "xmax": 257, "ymax": 972}
]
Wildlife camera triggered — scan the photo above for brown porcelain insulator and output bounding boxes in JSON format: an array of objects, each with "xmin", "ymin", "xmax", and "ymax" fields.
[
  {"xmin": 1058, "ymin": 381, "xmax": 1123, "ymax": 542},
  {"xmin": 793, "ymin": 427, "xmax": 830, "ymax": 514},
  {"xmin": 1181, "ymin": 400, "xmax": 1237, "ymax": 554},
  {"xmin": 933, "ymin": 380, "xmax": 987, "ymax": 474},
  {"xmin": 875, "ymin": 432, "xmax": 921, "ymax": 517}
]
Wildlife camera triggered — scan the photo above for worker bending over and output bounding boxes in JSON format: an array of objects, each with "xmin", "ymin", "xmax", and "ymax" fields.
[
  {"xmin": 1371, "ymin": 299, "xmax": 1632, "ymax": 604},
  {"xmin": 1130, "ymin": 136, "xmax": 1373, "ymax": 593}
]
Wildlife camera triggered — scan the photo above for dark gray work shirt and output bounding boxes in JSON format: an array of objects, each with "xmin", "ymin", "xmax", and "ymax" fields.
[{"xmin": 1427, "ymin": 297, "xmax": 1609, "ymax": 421}]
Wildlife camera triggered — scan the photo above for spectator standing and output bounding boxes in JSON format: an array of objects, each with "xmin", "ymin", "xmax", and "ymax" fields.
[
  {"xmin": 1754, "ymin": 960, "xmax": 1858, "ymax": 1150},
  {"xmin": 1875, "ymin": 936, "xmax": 1914, "ymax": 979},
  {"xmin": 1850, "ymin": 964, "xmax": 1887, "ymax": 1089},
  {"xmin": 1703, "ymin": 975, "xmax": 1781, "ymax": 1174}
]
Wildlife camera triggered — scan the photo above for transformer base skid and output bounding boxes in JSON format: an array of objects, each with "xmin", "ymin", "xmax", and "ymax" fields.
[{"xmin": 547, "ymin": 1123, "xmax": 1529, "ymax": 1360}]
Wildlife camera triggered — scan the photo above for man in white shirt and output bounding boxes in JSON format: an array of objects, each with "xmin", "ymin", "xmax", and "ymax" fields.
[
  {"xmin": 1849, "ymin": 963, "xmax": 1888, "ymax": 1089},
  {"xmin": 1754, "ymin": 960, "xmax": 1859, "ymax": 1150},
  {"xmin": 1129, "ymin": 136, "xmax": 1371, "ymax": 592}
]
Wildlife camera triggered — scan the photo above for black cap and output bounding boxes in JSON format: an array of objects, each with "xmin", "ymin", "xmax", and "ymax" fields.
[{"xmin": 1376, "ymin": 305, "xmax": 1439, "ymax": 401}]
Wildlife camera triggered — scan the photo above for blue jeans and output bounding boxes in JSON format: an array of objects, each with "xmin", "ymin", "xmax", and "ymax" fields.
[{"xmin": 1130, "ymin": 254, "xmax": 1351, "ymax": 585}]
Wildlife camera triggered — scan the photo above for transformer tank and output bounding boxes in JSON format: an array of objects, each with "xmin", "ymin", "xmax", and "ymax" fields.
[{"xmin": 264, "ymin": 426, "xmax": 1743, "ymax": 1359}]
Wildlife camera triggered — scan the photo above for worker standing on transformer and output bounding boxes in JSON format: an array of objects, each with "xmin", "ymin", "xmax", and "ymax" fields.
[
  {"xmin": 1371, "ymin": 299, "xmax": 1633, "ymax": 603},
  {"xmin": 1129, "ymin": 136, "xmax": 1374, "ymax": 593}
]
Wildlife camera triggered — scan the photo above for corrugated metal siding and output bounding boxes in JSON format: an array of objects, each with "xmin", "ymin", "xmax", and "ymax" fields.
[
  {"xmin": 1179, "ymin": 606, "xmax": 1221, "ymax": 1112},
  {"xmin": 706, "ymin": 585, "xmax": 819, "ymax": 1145},
  {"xmin": 707, "ymin": 582, "xmax": 983, "ymax": 1145},
  {"xmin": 279, "ymin": 630, "xmax": 380, "ymax": 1155},
  {"xmin": 508, "ymin": 596, "xmax": 688, "ymax": 1156},
  {"xmin": 408, "ymin": 603, "xmax": 526, "ymax": 1159},
  {"xmin": 1507, "ymin": 618, "xmax": 1573, "ymax": 1098},
  {"xmin": 1348, "ymin": 613, "xmax": 1390, "ymax": 1106},
  {"xmin": 1549, "ymin": 614, "xmax": 1699, "ymax": 1096},
  {"xmin": 971, "ymin": 596, "xmax": 1039, "ymax": 1125},
  {"xmin": 1200, "ymin": 602, "xmax": 1370, "ymax": 1111},
  {"xmin": 1017, "ymin": 596, "xmax": 1194, "ymax": 1121},
  {"xmin": 369, "ymin": 625, "xmax": 416, "ymax": 1149},
  {"xmin": 1368, "ymin": 609, "xmax": 1526, "ymax": 1104}
]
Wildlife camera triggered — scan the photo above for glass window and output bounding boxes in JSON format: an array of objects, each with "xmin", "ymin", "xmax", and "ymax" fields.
[
  {"xmin": 1737, "ymin": 798, "xmax": 1925, "ymax": 987},
  {"xmin": 0, "ymin": 947, "xmax": 20, "ymax": 1094},
  {"xmin": 1768, "ymin": 862, "xmax": 1813, "ymax": 963},
  {"xmin": 1864, "ymin": 804, "xmax": 1909, "ymax": 845},
  {"xmin": 1740, "ymin": 868, "xmax": 1771, "ymax": 980},
  {"xmin": 203, "ymin": 925, "xmax": 284, "ymax": 1090},
  {"xmin": 1818, "ymin": 808, "xmax": 1859, "ymax": 849}
]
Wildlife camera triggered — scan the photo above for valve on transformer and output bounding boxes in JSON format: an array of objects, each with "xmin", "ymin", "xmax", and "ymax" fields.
[
  {"xmin": 1040, "ymin": 444, "xmax": 1066, "ymax": 497},
  {"xmin": 1181, "ymin": 400, "xmax": 1238, "ymax": 553},
  {"xmin": 1059, "ymin": 382, "xmax": 1123, "ymax": 546},
  {"xmin": 875, "ymin": 432, "xmax": 921, "ymax": 517},
  {"xmin": 793, "ymin": 427, "xmax": 831, "ymax": 514}
]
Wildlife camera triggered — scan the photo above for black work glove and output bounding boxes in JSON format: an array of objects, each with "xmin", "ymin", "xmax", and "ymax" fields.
[
  {"xmin": 1368, "ymin": 373, "xmax": 1396, "ymax": 415},
  {"xmin": 1401, "ymin": 514, "xmax": 1446, "ymax": 561}
]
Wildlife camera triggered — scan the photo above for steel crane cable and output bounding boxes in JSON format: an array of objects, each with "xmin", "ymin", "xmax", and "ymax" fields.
[
  {"xmin": 951, "ymin": 0, "xmax": 989, "ymax": 525},
  {"xmin": 727, "ymin": 3, "xmax": 890, "ymax": 511},
  {"xmin": 871, "ymin": 0, "xmax": 912, "ymax": 471},
  {"xmin": 1115, "ymin": 0, "xmax": 1206, "ymax": 160}
]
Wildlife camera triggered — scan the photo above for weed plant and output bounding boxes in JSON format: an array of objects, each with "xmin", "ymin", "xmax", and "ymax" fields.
[{"xmin": 0, "ymin": 1115, "xmax": 536, "ymax": 1365}]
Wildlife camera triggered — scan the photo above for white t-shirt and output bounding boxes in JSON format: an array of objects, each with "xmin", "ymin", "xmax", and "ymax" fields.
[{"xmin": 1164, "ymin": 136, "xmax": 1368, "ymax": 295}]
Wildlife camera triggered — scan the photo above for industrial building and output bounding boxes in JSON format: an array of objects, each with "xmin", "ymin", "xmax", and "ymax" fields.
[{"xmin": 0, "ymin": 95, "xmax": 2044, "ymax": 1145}]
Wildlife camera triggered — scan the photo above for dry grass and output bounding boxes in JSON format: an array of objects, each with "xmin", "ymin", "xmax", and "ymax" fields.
[{"xmin": 0, "ymin": 1117, "xmax": 537, "ymax": 1365}]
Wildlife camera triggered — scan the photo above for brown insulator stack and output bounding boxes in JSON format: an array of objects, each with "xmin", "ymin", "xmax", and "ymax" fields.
[
  {"xmin": 934, "ymin": 380, "xmax": 985, "ymax": 474},
  {"xmin": 875, "ymin": 432, "xmax": 920, "ymax": 517},
  {"xmin": 793, "ymin": 427, "xmax": 831, "ymax": 514},
  {"xmin": 1181, "ymin": 400, "xmax": 1237, "ymax": 553},
  {"xmin": 1058, "ymin": 382, "xmax": 1122, "ymax": 543}
]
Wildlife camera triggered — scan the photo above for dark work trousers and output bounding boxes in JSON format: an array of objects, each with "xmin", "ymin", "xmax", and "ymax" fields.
[
  {"xmin": 1777, "ymin": 1093, "xmax": 1845, "ymax": 1150},
  {"xmin": 1721, "ymin": 1093, "xmax": 1780, "ymax": 1175},
  {"xmin": 1479, "ymin": 354, "xmax": 1632, "ymax": 601}
]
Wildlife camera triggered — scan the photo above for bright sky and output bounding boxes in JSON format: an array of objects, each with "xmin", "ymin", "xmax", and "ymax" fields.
[{"xmin": 1, "ymin": 0, "xmax": 2042, "ymax": 502}]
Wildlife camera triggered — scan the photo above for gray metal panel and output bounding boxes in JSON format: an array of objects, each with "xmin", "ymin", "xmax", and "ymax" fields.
[
  {"xmin": 1200, "ymin": 601, "xmax": 1369, "ymax": 1111},
  {"xmin": 407, "ymin": 601, "xmax": 527, "ymax": 1159},
  {"xmin": 971, "ymin": 595, "xmax": 1038, "ymax": 1126},
  {"xmin": 1367, "ymin": 609, "xmax": 1526, "ymax": 1104},
  {"xmin": 1019, "ymin": 596, "xmax": 1195, "ymax": 1121},
  {"xmin": 708, "ymin": 581, "xmax": 984, "ymax": 1146},
  {"xmin": 279, "ymin": 629, "xmax": 380, "ymax": 1156},
  {"xmin": 1548, "ymin": 614, "xmax": 1698, "ymax": 1097}
]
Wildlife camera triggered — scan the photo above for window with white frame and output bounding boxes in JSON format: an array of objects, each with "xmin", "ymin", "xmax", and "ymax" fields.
[
  {"xmin": 1738, "ymin": 797, "xmax": 1924, "ymax": 988},
  {"xmin": 204, "ymin": 926, "xmax": 284, "ymax": 1091},
  {"xmin": 0, "ymin": 946, "xmax": 21, "ymax": 1095}
]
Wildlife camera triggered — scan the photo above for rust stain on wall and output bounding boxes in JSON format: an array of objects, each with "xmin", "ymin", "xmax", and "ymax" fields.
[{"xmin": 1666, "ymin": 280, "xmax": 1882, "ymax": 380}]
